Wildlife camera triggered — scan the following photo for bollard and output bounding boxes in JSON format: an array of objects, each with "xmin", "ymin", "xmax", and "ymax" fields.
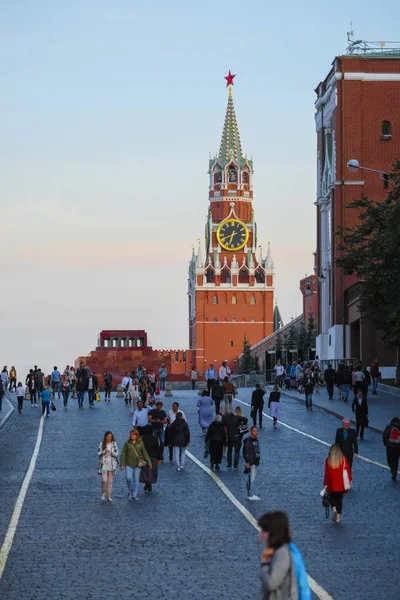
[
  {"xmin": 164, "ymin": 382, "xmax": 173, "ymax": 397},
  {"xmin": 116, "ymin": 384, "xmax": 125, "ymax": 398}
]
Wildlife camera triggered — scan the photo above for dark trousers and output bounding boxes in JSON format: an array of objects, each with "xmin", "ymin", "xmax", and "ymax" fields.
[
  {"xmin": 42, "ymin": 402, "xmax": 50, "ymax": 416},
  {"xmin": 62, "ymin": 389, "xmax": 70, "ymax": 407},
  {"xmin": 52, "ymin": 382, "xmax": 61, "ymax": 398},
  {"xmin": 209, "ymin": 440, "xmax": 224, "ymax": 466},
  {"xmin": 30, "ymin": 389, "xmax": 37, "ymax": 405},
  {"xmin": 252, "ymin": 407, "xmax": 263, "ymax": 428},
  {"xmin": 356, "ymin": 423, "xmax": 365, "ymax": 439},
  {"xmin": 0, "ymin": 394, "xmax": 3, "ymax": 410},
  {"xmin": 17, "ymin": 396, "xmax": 24, "ymax": 412},
  {"xmin": 77, "ymin": 391, "xmax": 85, "ymax": 407},
  {"xmin": 105, "ymin": 385, "xmax": 111, "ymax": 399},
  {"xmin": 191, "ymin": 380, "xmax": 196, "ymax": 390},
  {"xmin": 207, "ymin": 379, "xmax": 215, "ymax": 394},
  {"xmin": 227, "ymin": 437, "xmax": 242, "ymax": 467},
  {"xmin": 9, "ymin": 378, "xmax": 16, "ymax": 391},
  {"xmin": 344, "ymin": 453, "xmax": 354, "ymax": 472},
  {"xmin": 327, "ymin": 383, "xmax": 334, "ymax": 399},
  {"xmin": 386, "ymin": 447, "xmax": 400, "ymax": 477},
  {"xmin": 214, "ymin": 398, "xmax": 221, "ymax": 414},
  {"xmin": 329, "ymin": 491, "xmax": 343, "ymax": 514},
  {"xmin": 88, "ymin": 389, "xmax": 95, "ymax": 406}
]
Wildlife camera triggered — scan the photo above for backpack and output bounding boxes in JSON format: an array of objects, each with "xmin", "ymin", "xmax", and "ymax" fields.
[
  {"xmin": 289, "ymin": 543, "xmax": 311, "ymax": 600},
  {"xmin": 388, "ymin": 426, "xmax": 400, "ymax": 446}
]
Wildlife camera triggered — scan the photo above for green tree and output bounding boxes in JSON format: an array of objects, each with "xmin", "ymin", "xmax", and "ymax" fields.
[
  {"xmin": 239, "ymin": 337, "xmax": 253, "ymax": 374},
  {"xmin": 336, "ymin": 162, "xmax": 400, "ymax": 374},
  {"xmin": 306, "ymin": 313, "xmax": 316, "ymax": 354},
  {"xmin": 297, "ymin": 318, "xmax": 308, "ymax": 359},
  {"xmin": 275, "ymin": 332, "xmax": 282, "ymax": 352},
  {"xmin": 251, "ymin": 354, "xmax": 260, "ymax": 373}
]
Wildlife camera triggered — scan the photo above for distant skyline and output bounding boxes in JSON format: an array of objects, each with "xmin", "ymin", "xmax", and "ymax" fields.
[{"xmin": 1, "ymin": 1, "xmax": 400, "ymax": 375}]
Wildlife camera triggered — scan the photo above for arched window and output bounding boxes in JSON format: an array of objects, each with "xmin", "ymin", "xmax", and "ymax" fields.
[
  {"xmin": 206, "ymin": 269, "xmax": 215, "ymax": 284},
  {"xmin": 232, "ymin": 295, "xmax": 237, "ymax": 305},
  {"xmin": 250, "ymin": 318, "xmax": 256, "ymax": 322},
  {"xmin": 230, "ymin": 340, "xmax": 234, "ymax": 347},
  {"xmin": 242, "ymin": 170, "xmax": 249, "ymax": 184},
  {"xmin": 213, "ymin": 317, "xmax": 218, "ymax": 322},
  {"xmin": 255, "ymin": 268, "xmax": 265, "ymax": 284},
  {"xmin": 232, "ymin": 318, "xmax": 236, "ymax": 322},
  {"xmin": 382, "ymin": 120, "xmax": 392, "ymax": 138},
  {"xmin": 239, "ymin": 269, "xmax": 249, "ymax": 284},
  {"xmin": 213, "ymin": 295, "xmax": 218, "ymax": 305},
  {"xmin": 228, "ymin": 164, "xmax": 237, "ymax": 182},
  {"xmin": 220, "ymin": 268, "xmax": 231, "ymax": 284},
  {"xmin": 250, "ymin": 294, "xmax": 256, "ymax": 305}
]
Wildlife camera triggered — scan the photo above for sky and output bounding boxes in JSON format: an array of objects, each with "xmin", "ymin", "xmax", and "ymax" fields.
[{"xmin": 1, "ymin": 0, "xmax": 399, "ymax": 376}]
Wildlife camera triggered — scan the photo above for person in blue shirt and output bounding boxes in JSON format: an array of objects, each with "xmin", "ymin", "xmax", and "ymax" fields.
[
  {"xmin": 206, "ymin": 364, "xmax": 217, "ymax": 394},
  {"xmin": 50, "ymin": 366, "xmax": 61, "ymax": 399},
  {"xmin": 40, "ymin": 386, "xmax": 52, "ymax": 417}
]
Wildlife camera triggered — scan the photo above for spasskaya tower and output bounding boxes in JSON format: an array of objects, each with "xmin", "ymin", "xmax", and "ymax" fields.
[{"xmin": 188, "ymin": 72, "xmax": 274, "ymax": 373}]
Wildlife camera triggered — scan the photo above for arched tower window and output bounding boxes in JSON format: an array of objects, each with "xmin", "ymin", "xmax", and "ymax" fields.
[
  {"xmin": 220, "ymin": 268, "xmax": 231, "ymax": 284},
  {"xmin": 213, "ymin": 317, "xmax": 218, "ymax": 322},
  {"xmin": 206, "ymin": 267, "xmax": 215, "ymax": 284},
  {"xmin": 239, "ymin": 268, "xmax": 249, "ymax": 284},
  {"xmin": 242, "ymin": 170, "xmax": 249, "ymax": 184},
  {"xmin": 232, "ymin": 294, "xmax": 237, "ymax": 305},
  {"xmin": 250, "ymin": 294, "xmax": 256, "ymax": 305},
  {"xmin": 382, "ymin": 120, "xmax": 392, "ymax": 138},
  {"xmin": 228, "ymin": 164, "xmax": 237, "ymax": 182},
  {"xmin": 213, "ymin": 295, "xmax": 218, "ymax": 305},
  {"xmin": 255, "ymin": 268, "xmax": 265, "ymax": 284}
]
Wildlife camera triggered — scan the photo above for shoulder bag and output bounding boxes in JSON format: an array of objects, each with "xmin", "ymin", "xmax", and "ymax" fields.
[{"xmin": 132, "ymin": 444, "xmax": 147, "ymax": 468}]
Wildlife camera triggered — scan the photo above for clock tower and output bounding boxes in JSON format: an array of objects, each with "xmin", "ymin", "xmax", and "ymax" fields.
[{"xmin": 188, "ymin": 72, "xmax": 274, "ymax": 374}]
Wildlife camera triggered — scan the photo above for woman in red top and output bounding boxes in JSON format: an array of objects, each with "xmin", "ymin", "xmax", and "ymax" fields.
[{"xmin": 324, "ymin": 444, "xmax": 352, "ymax": 523}]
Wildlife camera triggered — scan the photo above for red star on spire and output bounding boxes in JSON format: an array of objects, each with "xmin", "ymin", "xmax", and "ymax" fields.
[{"xmin": 224, "ymin": 70, "xmax": 236, "ymax": 87}]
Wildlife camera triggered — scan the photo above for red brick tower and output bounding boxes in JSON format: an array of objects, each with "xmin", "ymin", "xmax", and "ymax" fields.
[{"xmin": 188, "ymin": 72, "xmax": 274, "ymax": 374}]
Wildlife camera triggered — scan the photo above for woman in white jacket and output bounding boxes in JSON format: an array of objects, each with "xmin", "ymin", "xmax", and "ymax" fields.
[
  {"xmin": 128, "ymin": 379, "xmax": 140, "ymax": 413},
  {"xmin": 97, "ymin": 431, "xmax": 119, "ymax": 502}
]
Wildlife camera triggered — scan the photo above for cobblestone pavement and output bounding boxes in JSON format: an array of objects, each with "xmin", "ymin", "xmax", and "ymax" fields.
[{"xmin": 0, "ymin": 388, "xmax": 399, "ymax": 600}]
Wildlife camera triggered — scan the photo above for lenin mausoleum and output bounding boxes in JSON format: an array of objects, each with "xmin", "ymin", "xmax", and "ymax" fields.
[{"xmin": 75, "ymin": 73, "xmax": 275, "ymax": 383}]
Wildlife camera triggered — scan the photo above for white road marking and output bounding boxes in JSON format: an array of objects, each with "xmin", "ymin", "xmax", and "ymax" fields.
[
  {"xmin": 187, "ymin": 450, "xmax": 333, "ymax": 600},
  {"xmin": 234, "ymin": 397, "xmax": 397, "ymax": 474},
  {"xmin": 0, "ymin": 415, "xmax": 45, "ymax": 580}
]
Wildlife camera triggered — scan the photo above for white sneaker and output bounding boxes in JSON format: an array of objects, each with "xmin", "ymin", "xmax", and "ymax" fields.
[
  {"xmin": 176, "ymin": 466, "xmax": 181, "ymax": 472},
  {"xmin": 247, "ymin": 495, "xmax": 260, "ymax": 501}
]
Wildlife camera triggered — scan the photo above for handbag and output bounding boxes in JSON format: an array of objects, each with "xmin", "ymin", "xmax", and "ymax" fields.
[
  {"xmin": 95, "ymin": 391, "xmax": 101, "ymax": 402},
  {"xmin": 50, "ymin": 402, "xmax": 56, "ymax": 412},
  {"xmin": 132, "ymin": 444, "xmax": 147, "ymax": 468},
  {"xmin": 343, "ymin": 463, "xmax": 352, "ymax": 490}
]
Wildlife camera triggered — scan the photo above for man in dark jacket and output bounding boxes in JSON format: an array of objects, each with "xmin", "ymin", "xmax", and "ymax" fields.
[
  {"xmin": 352, "ymin": 389, "xmax": 369, "ymax": 440},
  {"xmin": 324, "ymin": 364, "xmax": 336, "ymax": 399},
  {"xmin": 212, "ymin": 382, "xmax": 223, "ymax": 415},
  {"xmin": 0, "ymin": 378, "xmax": 4, "ymax": 411},
  {"xmin": 243, "ymin": 427, "xmax": 261, "ymax": 501},
  {"xmin": 383, "ymin": 416, "xmax": 400, "ymax": 481},
  {"xmin": 205, "ymin": 415, "xmax": 227, "ymax": 471},
  {"xmin": 251, "ymin": 384, "xmax": 265, "ymax": 428},
  {"xmin": 169, "ymin": 412, "xmax": 190, "ymax": 471},
  {"xmin": 104, "ymin": 370, "xmax": 112, "ymax": 401},
  {"xmin": 223, "ymin": 412, "xmax": 241, "ymax": 469},
  {"xmin": 335, "ymin": 418, "xmax": 358, "ymax": 471}
]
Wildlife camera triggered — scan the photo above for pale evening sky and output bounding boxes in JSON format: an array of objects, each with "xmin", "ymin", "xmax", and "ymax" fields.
[{"xmin": 1, "ymin": 1, "xmax": 399, "ymax": 376}]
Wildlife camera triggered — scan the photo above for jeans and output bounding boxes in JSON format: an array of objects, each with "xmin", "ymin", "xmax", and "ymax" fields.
[
  {"xmin": 227, "ymin": 437, "xmax": 241, "ymax": 467},
  {"xmin": 88, "ymin": 389, "xmax": 94, "ymax": 406},
  {"xmin": 77, "ymin": 391, "xmax": 85, "ymax": 408},
  {"xmin": 214, "ymin": 398, "xmax": 221, "ymax": 415},
  {"xmin": 306, "ymin": 393, "xmax": 313, "ymax": 409},
  {"xmin": 327, "ymin": 383, "xmax": 334, "ymax": 399},
  {"xmin": 30, "ymin": 389, "xmax": 37, "ymax": 405},
  {"xmin": 52, "ymin": 382, "xmax": 61, "ymax": 398},
  {"xmin": 224, "ymin": 393, "xmax": 233, "ymax": 414},
  {"xmin": 246, "ymin": 465, "xmax": 258, "ymax": 496},
  {"xmin": 17, "ymin": 396, "xmax": 24, "ymax": 412},
  {"xmin": 173, "ymin": 446, "xmax": 186, "ymax": 468},
  {"xmin": 342, "ymin": 384, "xmax": 350, "ymax": 401},
  {"xmin": 372, "ymin": 377, "xmax": 378, "ymax": 393},
  {"xmin": 153, "ymin": 428, "xmax": 165, "ymax": 455},
  {"xmin": 252, "ymin": 407, "xmax": 262, "ymax": 428},
  {"xmin": 125, "ymin": 466, "xmax": 141, "ymax": 498},
  {"xmin": 191, "ymin": 380, "xmax": 196, "ymax": 390},
  {"xmin": 42, "ymin": 402, "xmax": 50, "ymax": 416},
  {"xmin": 62, "ymin": 389, "xmax": 70, "ymax": 407},
  {"xmin": 160, "ymin": 377, "xmax": 166, "ymax": 391}
]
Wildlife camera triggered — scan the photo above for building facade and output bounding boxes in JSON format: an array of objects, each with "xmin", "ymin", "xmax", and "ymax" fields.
[
  {"xmin": 188, "ymin": 74, "xmax": 274, "ymax": 374},
  {"xmin": 314, "ymin": 43, "xmax": 400, "ymax": 370}
]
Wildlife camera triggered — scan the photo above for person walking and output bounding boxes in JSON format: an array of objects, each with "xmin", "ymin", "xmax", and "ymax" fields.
[
  {"xmin": 323, "ymin": 444, "xmax": 352, "ymax": 523},
  {"xmin": 383, "ymin": 416, "xmax": 400, "ymax": 481},
  {"xmin": 205, "ymin": 364, "xmax": 217, "ymax": 394},
  {"xmin": 296, "ymin": 361, "xmax": 304, "ymax": 393},
  {"xmin": 68, "ymin": 367, "xmax": 76, "ymax": 396},
  {"xmin": 87, "ymin": 372, "xmax": 96, "ymax": 408},
  {"xmin": 149, "ymin": 401, "xmax": 168, "ymax": 459},
  {"xmin": 223, "ymin": 408, "xmax": 247, "ymax": 470},
  {"xmin": 122, "ymin": 371, "xmax": 132, "ymax": 406},
  {"xmin": 268, "ymin": 385, "xmax": 281, "ymax": 428},
  {"xmin": 97, "ymin": 431, "xmax": 119, "ymax": 502},
  {"xmin": 0, "ymin": 378, "xmax": 4, "ymax": 411},
  {"xmin": 274, "ymin": 359, "xmax": 285, "ymax": 388},
  {"xmin": 335, "ymin": 418, "xmax": 358, "ymax": 471},
  {"xmin": 61, "ymin": 377, "xmax": 70, "ymax": 409},
  {"xmin": 140, "ymin": 425, "xmax": 162, "ymax": 491},
  {"xmin": 324, "ymin": 363, "xmax": 336, "ymax": 400},
  {"xmin": 166, "ymin": 402, "xmax": 186, "ymax": 462},
  {"xmin": 231, "ymin": 407, "xmax": 249, "ymax": 470},
  {"xmin": 353, "ymin": 364, "xmax": 365, "ymax": 397},
  {"xmin": 219, "ymin": 360, "xmax": 231, "ymax": 381},
  {"xmin": 251, "ymin": 383, "xmax": 265, "ymax": 428},
  {"xmin": 243, "ymin": 426, "xmax": 261, "ymax": 501},
  {"xmin": 222, "ymin": 376, "xmax": 235, "ymax": 414},
  {"xmin": 304, "ymin": 377, "xmax": 314, "ymax": 411},
  {"xmin": 132, "ymin": 400, "xmax": 151, "ymax": 436},
  {"xmin": 352, "ymin": 389, "xmax": 369, "ymax": 440},
  {"xmin": 257, "ymin": 511, "xmax": 298, "ymax": 600},
  {"xmin": 1, "ymin": 367, "xmax": 8, "ymax": 394},
  {"xmin": 158, "ymin": 364, "xmax": 167, "ymax": 391},
  {"xmin": 16, "ymin": 382, "xmax": 24, "ymax": 414},
  {"xmin": 341, "ymin": 366, "xmax": 352, "ymax": 402},
  {"xmin": 335, "ymin": 362, "xmax": 345, "ymax": 400},
  {"xmin": 211, "ymin": 381, "xmax": 223, "ymax": 415},
  {"xmin": 50, "ymin": 366, "xmax": 61, "ymax": 399},
  {"xmin": 190, "ymin": 368, "xmax": 198, "ymax": 390},
  {"xmin": 40, "ymin": 386, "xmax": 52, "ymax": 417},
  {"xmin": 28, "ymin": 373, "xmax": 37, "ymax": 407},
  {"xmin": 9, "ymin": 366, "xmax": 17, "ymax": 392},
  {"xmin": 120, "ymin": 429, "xmax": 152, "ymax": 500},
  {"xmin": 169, "ymin": 411, "xmax": 191, "ymax": 471},
  {"xmin": 76, "ymin": 373, "xmax": 87, "ymax": 409},
  {"xmin": 104, "ymin": 370, "xmax": 112, "ymax": 401},
  {"xmin": 197, "ymin": 390, "xmax": 214, "ymax": 435},
  {"xmin": 205, "ymin": 415, "xmax": 227, "ymax": 471},
  {"xmin": 370, "ymin": 358, "xmax": 380, "ymax": 395}
]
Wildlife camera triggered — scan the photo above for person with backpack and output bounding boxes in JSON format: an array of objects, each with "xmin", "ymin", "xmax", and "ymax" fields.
[
  {"xmin": 257, "ymin": 511, "xmax": 311, "ymax": 600},
  {"xmin": 383, "ymin": 416, "xmax": 400, "ymax": 481}
]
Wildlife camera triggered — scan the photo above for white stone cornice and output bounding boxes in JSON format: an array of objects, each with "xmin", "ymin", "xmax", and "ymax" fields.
[{"xmin": 344, "ymin": 72, "xmax": 400, "ymax": 81}]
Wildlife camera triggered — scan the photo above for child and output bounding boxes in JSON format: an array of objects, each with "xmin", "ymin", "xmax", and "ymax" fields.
[
  {"xmin": 16, "ymin": 382, "xmax": 25, "ymax": 414},
  {"xmin": 41, "ymin": 386, "xmax": 52, "ymax": 417}
]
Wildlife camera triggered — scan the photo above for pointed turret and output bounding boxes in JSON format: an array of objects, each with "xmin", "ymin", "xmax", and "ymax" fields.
[
  {"xmin": 219, "ymin": 85, "xmax": 243, "ymax": 161},
  {"xmin": 266, "ymin": 241, "xmax": 274, "ymax": 269},
  {"xmin": 273, "ymin": 303, "xmax": 283, "ymax": 332},
  {"xmin": 196, "ymin": 240, "xmax": 203, "ymax": 269}
]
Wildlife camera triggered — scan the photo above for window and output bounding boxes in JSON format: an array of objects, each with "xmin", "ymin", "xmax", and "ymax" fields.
[
  {"xmin": 213, "ymin": 295, "xmax": 218, "ymax": 305},
  {"xmin": 232, "ymin": 295, "xmax": 237, "ymax": 305},
  {"xmin": 251, "ymin": 318, "xmax": 256, "ymax": 322},
  {"xmin": 230, "ymin": 340, "xmax": 234, "ymax": 347},
  {"xmin": 228, "ymin": 164, "xmax": 237, "ymax": 182},
  {"xmin": 250, "ymin": 295, "xmax": 256, "ymax": 305},
  {"xmin": 383, "ymin": 173, "xmax": 389, "ymax": 189},
  {"xmin": 206, "ymin": 269, "xmax": 215, "ymax": 283},
  {"xmin": 220, "ymin": 269, "xmax": 231, "ymax": 284},
  {"xmin": 242, "ymin": 171, "xmax": 249, "ymax": 184},
  {"xmin": 213, "ymin": 317, "xmax": 218, "ymax": 322},
  {"xmin": 232, "ymin": 318, "xmax": 236, "ymax": 322},
  {"xmin": 239, "ymin": 269, "xmax": 249, "ymax": 284},
  {"xmin": 381, "ymin": 120, "xmax": 392, "ymax": 138}
]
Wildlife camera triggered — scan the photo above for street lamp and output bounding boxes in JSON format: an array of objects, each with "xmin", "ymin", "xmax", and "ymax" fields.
[
  {"xmin": 305, "ymin": 284, "xmax": 313, "ymax": 296},
  {"xmin": 318, "ymin": 268, "xmax": 331, "ymax": 284},
  {"xmin": 347, "ymin": 159, "xmax": 395, "ymax": 188}
]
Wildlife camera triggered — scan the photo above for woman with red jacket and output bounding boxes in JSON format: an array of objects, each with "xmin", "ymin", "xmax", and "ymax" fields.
[{"xmin": 324, "ymin": 444, "xmax": 352, "ymax": 524}]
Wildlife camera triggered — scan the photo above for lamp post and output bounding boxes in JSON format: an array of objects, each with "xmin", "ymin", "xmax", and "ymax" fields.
[{"xmin": 347, "ymin": 159, "xmax": 395, "ymax": 188}]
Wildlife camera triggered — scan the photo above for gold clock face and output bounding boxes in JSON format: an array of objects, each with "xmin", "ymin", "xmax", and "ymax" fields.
[{"xmin": 217, "ymin": 218, "xmax": 249, "ymax": 251}]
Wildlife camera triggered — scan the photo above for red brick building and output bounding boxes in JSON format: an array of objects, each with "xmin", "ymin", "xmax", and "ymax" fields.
[
  {"xmin": 315, "ymin": 41, "xmax": 399, "ymax": 373},
  {"xmin": 188, "ymin": 73, "xmax": 274, "ymax": 374}
]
